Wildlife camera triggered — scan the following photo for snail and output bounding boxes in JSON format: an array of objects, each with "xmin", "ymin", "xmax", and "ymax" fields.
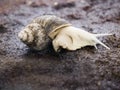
[{"xmin": 18, "ymin": 15, "xmax": 111, "ymax": 52}]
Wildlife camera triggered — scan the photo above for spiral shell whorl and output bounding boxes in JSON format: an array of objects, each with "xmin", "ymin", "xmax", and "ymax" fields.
[{"xmin": 32, "ymin": 15, "xmax": 71, "ymax": 39}]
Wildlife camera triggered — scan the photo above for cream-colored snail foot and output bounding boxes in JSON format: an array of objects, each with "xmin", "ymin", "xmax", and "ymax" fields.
[
  {"xmin": 18, "ymin": 15, "xmax": 111, "ymax": 52},
  {"xmin": 52, "ymin": 26, "xmax": 111, "ymax": 52}
]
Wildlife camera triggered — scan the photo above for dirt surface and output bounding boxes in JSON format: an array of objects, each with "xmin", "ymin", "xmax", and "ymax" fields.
[{"xmin": 0, "ymin": 0, "xmax": 120, "ymax": 90}]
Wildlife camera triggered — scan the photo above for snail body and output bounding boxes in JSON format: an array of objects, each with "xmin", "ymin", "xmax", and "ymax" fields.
[
  {"xmin": 18, "ymin": 15, "xmax": 111, "ymax": 52},
  {"xmin": 53, "ymin": 26, "xmax": 111, "ymax": 52}
]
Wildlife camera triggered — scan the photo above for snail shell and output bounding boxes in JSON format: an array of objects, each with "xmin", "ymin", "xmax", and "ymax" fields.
[{"xmin": 18, "ymin": 15, "xmax": 71, "ymax": 50}]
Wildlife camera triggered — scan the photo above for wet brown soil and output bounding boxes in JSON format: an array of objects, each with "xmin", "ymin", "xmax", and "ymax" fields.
[{"xmin": 0, "ymin": 0, "xmax": 120, "ymax": 90}]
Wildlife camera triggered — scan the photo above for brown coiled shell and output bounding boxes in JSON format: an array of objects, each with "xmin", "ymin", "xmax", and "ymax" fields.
[
  {"xmin": 31, "ymin": 15, "xmax": 71, "ymax": 39},
  {"xmin": 19, "ymin": 15, "xmax": 71, "ymax": 50}
]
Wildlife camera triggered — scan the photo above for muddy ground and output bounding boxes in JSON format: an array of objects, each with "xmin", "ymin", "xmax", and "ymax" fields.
[{"xmin": 0, "ymin": 0, "xmax": 120, "ymax": 90}]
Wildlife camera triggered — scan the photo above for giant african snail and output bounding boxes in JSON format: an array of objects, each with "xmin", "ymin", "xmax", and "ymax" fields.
[{"xmin": 18, "ymin": 15, "xmax": 111, "ymax": 52}]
